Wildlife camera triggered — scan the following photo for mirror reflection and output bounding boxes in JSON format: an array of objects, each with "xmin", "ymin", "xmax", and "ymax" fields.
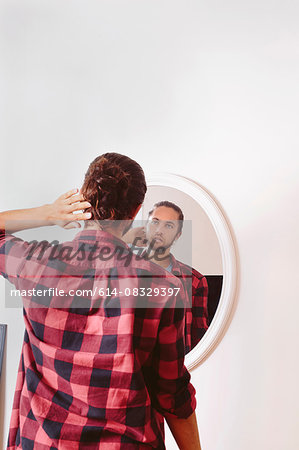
[{"xmin": 123, "ymin": 185, "xmax": 223, "ymax": 354}]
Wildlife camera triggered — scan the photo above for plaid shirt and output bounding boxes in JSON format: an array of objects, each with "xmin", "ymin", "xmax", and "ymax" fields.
[
  {"xmin": 137, "ymin": 250, "xmax": 209, "ymax": 354},
  {"xmin": 167, "ymin": 253, "xmax": 209, "ymax": 354},
  {"xmin": 0, "ymin": 228, "xmax": 196, "ymax": 449}
]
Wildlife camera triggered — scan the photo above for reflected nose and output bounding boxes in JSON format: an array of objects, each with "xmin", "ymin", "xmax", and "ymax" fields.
[{"xmin": 154, "ymin": 227, "xmax": 163, "ymax": 238}]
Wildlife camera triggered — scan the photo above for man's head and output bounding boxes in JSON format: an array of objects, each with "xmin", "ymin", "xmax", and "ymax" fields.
[
  {"xmin": 80, "ymin": 153, "xmax": 146, "ymax": 234},
  {"xmin": 146, "ymin": 201, "xmax": 184, "ymax": 251}
]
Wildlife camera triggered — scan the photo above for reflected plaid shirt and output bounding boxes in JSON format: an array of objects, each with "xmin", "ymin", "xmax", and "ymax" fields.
[
  {"xmin": 167, "ymin": 253, "xmax": 209, "ymax": 354},
  {"xmin": 137, "ymin": 250, "xmax": 209, "ymax": 354},
  {"xmin": 0, "ymin": 229, "xmax": 196, "ymax": 449}
]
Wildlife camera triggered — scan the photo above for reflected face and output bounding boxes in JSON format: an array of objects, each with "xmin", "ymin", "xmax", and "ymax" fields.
[{"xmin": 146, "ymin": 206, "xmax": 181, "ymax": 251}]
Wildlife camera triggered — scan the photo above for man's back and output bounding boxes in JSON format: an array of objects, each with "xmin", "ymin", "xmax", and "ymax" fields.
[{"xmin": 2, "ymin": 229, "xmax": 196, "ymax": 449}]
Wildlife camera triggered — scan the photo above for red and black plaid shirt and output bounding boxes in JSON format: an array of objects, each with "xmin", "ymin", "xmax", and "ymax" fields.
[
  {"xmin": 138, "ymin": 250, "xmax": 209, "ymax": 354},
  {"xmin": 167, "ymin": 253, "xmax": 209, "ymax": 354},
  {"xmin": 0, "ymin": 228, "xmax": 196, "ymax": 449}
]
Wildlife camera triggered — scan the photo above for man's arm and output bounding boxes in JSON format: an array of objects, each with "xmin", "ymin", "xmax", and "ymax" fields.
[
  {"xmin": 150, "ymin": 282, "xmax": 201, "ymax": 448},
  {"xmin": 164, "ymin": 411, "xmax": 202, "ymax": 450},
  {"xmin": 0, "ymin": 188, "xmax": 91, "ymax": 232},
  {"xmin": 0, "ymin": 189, "xmax": 91, "ymax": 287},
  {"xmin": 122, "ymin": 226, "xmax": 147, "ymax": 246},
  {"xmin": 0, "ymin": 204, "xmax": 53, "ymax": 232}
]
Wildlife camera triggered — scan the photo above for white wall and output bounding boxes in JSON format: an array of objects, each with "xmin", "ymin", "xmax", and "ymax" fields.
[{"xmin": 0, "ymin": 1, "xmax": 298, "ymax": 449}]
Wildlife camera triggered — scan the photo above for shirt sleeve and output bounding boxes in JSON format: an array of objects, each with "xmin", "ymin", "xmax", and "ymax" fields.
[
  {"xmin": 0, "ymin": 229, "xmax": 53, "ymax": 290},
  {"xmin": 149, "ymin": 288, "xmax": 197, "ymax": 419},
  {"xmin": 0, "ymin": 229, "xmax": 29, "ymax": 289},
  {"xmin": 190, "ymin": 272, "xmax": 209, "ymax": 351}
]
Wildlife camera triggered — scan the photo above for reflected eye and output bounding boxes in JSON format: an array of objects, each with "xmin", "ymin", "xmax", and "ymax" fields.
[{"xmin": 166, "ymin": 224, "xmax": 174, "ymax": 229}]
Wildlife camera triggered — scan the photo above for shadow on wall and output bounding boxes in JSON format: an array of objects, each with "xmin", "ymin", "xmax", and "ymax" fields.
[{"xmin": 206, "ymin": 276, "xmax": 223, "ymax": 326}]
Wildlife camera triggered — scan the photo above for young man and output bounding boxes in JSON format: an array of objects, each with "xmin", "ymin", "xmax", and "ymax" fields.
[
  {"xmin": 123, "ymin": 200, "xmax": 209, "ymax": 354},
  {"xmin": 1, "ymin": 153, "xmax": 202, "ymax": 449}
]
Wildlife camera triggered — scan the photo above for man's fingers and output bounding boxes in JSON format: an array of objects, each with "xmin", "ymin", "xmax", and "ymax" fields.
[
  {"xmin": 68, "ymin": 201, "xmax": 92, "ymax": 213},
  {"xmin": 63, "ymin": 222, "xmax": 82, "ymax": 229},
  {"xmin": 63, "ymin": 212, "xmax": 92, "ymax": 221},
  {"xmin": 62, "ymin": 188, "xmax": 79, "ymax": 200},
  {"xmin": 64, "ymin": 193, "xmax": 87, "ymax": 205}
]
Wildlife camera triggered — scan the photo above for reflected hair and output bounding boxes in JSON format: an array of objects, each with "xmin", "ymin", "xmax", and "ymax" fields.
[
  {"xmin": 147, "ymin": 201, "xmax": 184, "ymax": 234},
  {"xmin": 81, "ymin": 153, "xmax": 147, "ymax": 228}
]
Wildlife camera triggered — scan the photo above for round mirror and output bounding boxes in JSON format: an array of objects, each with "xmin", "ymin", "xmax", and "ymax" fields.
[{"xmin": 132, "ymin": 172, "xmax": 237, "ymax": 370}]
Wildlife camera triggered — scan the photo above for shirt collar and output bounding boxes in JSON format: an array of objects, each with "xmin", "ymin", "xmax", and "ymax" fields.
[
  {"xmin": 139, "ymin": 249, "xmax": 182, "ymax": 276},
  {"xmin": 168, "ymin": 252, "xmax": 182, "ymax": 276},
  {"xmin": 73, "ymin": 229, "xmax": 130, "ymax": 251}
]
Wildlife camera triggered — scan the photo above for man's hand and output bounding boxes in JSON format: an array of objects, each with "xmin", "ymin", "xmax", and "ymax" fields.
[
  {"xmin": 46, "ymin": 188, "xmax": 92, "ymax": 229},
  {"xmin": 0, "ymin": 188, "xmax": 92, "ymax": 233},
  {"xmin": 122, "ymin": 226, "xmax": 147, "ymax": 246}
]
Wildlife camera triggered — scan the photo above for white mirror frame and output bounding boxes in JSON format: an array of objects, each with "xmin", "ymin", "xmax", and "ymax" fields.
[{"xmin": 145, "ymin": 172, "xmax": 237, "ymax": 371}]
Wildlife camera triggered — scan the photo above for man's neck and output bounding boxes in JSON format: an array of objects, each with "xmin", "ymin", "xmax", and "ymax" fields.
[{"xmin": 83, "ymin": 224, "xmax": 124, "ymax": 240}]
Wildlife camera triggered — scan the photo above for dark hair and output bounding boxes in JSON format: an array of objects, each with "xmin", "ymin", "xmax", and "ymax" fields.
[
  {"xmin": 147, "ymin": 201, "xmax": 184, "ymax": 234},
  {"xmin": 81, "ymin": 153, "xmax": 147, "ymax": 224}
]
